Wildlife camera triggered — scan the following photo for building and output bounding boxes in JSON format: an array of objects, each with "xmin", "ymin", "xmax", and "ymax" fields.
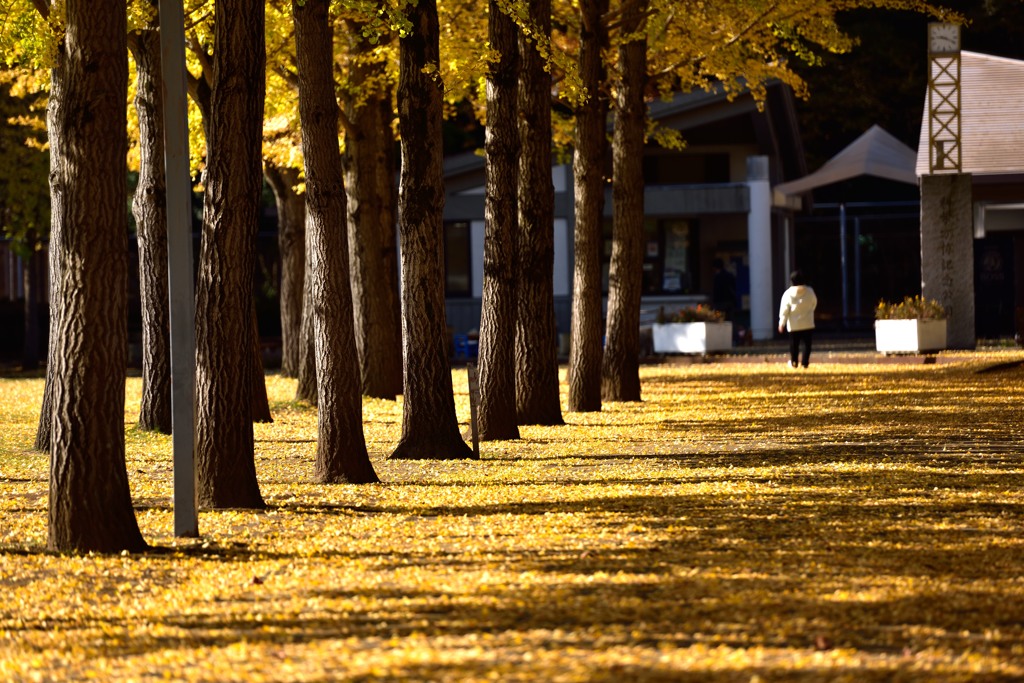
[
  {"xmin": 2, "ymin": 81, "xmax": 810, "ymax": 363},
  {"xmin": 441, "ymin": 81, "xmax": 806, "ymax": 343},
  {"xmin": 917, "ymin": 35, "xmax": 1024, "ymax": 346},
  {"xmin": 774, "ymin": 125, "xmax": 922, "ymax": 329}
]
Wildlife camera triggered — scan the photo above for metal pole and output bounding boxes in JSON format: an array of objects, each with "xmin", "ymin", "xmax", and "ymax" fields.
[
  {"xmin": 466, "ymin": 362, "xmax": 480, "ymax": 459},
  {"xmin": 158, "ymin": 0, "xmax": 198, "ymax": 537},
  {"xmin": 853, "ymin": 217, "xmax": 862, "ymax": 319},
  {"xmin": 839, "ymin": 203, "xmax": 849, "ymax": 328},
  {"xmin": 782, "ymin": 215, "xmax": 792, "ymax": 292}
]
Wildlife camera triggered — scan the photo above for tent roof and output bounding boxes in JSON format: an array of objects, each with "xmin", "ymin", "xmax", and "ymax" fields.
[{"xmin": 774, "ymin": 124, "xmax": 917, "ymax": 197}]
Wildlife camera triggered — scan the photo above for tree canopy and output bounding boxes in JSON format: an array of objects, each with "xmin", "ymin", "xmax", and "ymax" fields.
[
  {"xmin": 0, "ymin": 69, "xmax": 48, "ymax": 254},
  {"xmin": 0, "ymin": 0, "xmax": 979, "ymax": 550}
]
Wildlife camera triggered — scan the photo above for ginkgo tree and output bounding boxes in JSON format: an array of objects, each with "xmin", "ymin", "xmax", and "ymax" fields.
[
  {"xmin": 0, "ymin": 68, "xmax": 49, "ymax": 371},
  {"xmin": 292, "ymin": 0, "xmax": 379, "ymax": 483},
  {"xmin": 0, "ymin": 0, "xmax": 966, "ymax": 543},
  {"xmin": 49, "ymin": 0, "xmax": 148, "ymax": 553},
  {"xmin": 455, "ymin": 0, "xmax": 577, "ymax": 438},
  {"xmin": 560, "ymin": 0, "xmax": 955, "ymax": 406},
  {"xmin": 266, "ymin": 0, "xmax": 405, "ymax": 402},
  {"xmin": 128, "ymin": 0, "xmax": 174, "ymax": 434},
  {"xmin": 390, "ymin": 0, "xmax": 475, "ymax": 460},
  {"xmin": 264, "ymin": 0, "xmax": 308, "ymax": 383},
  {"xmin": 566, "ymin": 0, "xmax": 608, "ymax": 413},
  {"xmin": 0, "ymin": 0, "xmax": 67, "ymax": 453},
  {"xmin": 2, "ymin": 0, "xmax": 199, "ymax": 445},
  {"xmin": 600, "ymin": 0, "xmax": 647, "ymax": 403},
  {"xmin": 191, "ymin": 0, "xmax": 270, "ymax": 509},
  {"xmin": 476, "ymin": 0, "xmax": 521, "ymax": 441},
  {"xmin": 514, "ymin": 0, "xmax": 565, "ymax": 427},
  {"xmin": 1, "ymin": 1, "xmax": 154, "ymax": 552},
  {"xmin": 337, "ymin": 12, "xmax": 405, "ymax": 402}
]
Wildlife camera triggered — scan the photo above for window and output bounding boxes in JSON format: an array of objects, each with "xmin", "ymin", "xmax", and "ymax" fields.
[
  {"xmin": 660, "ymin": 220, "xmax": 692, "ymax": 293},
  {"xmin": 602, "ymin": 219, "xmax": 696, "ymax": 295},
  {"xmin": 443, "ymin": 221, "xmax": 471, "ymax": 296}
]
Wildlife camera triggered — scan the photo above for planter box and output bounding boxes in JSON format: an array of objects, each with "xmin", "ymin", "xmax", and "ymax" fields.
[
  {"xmin": 874, "ymin": 319, "xmax": 947, "ymax": 354},
  {"xmin": 652, "ymin": 322, "xmax": 733, "ymax": 354}
]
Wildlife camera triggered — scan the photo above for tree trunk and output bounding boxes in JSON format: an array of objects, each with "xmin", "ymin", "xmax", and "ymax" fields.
[
  {"xmin": 194, "ymin": 0, "xmax": 267, "ymax": 509},
  {"xmin": 129, "ymin": 24, "xmax": 173, "ymax": 434},
  {"xmin": 264, "ymin": 163, "xmax": 305, "ymax": 378},
  {"xmin": 34, "ymin": 42, "xmax": 66, "ymax": 453},
  {"xmin": 515, "ymin": 0, "xmax": 563, "ymax": 426},
  {"xmin": 601, "ymin": 0, "xmax": 647, "ymax": 403},
  {"xmin": 48, "ymin": 0, "xmax": 147, "ymax": 553},
  {"xmin": 343, "ymin": 35, "xmax": 403, "ymax": 401},
  {"xmin": 477, "ymin": 0, "xmax": 520, "ymax": 441},
  {"xmin": 391, "ymin": 0, "xmax": 473, "ymax": 460},
  {"xmin": 295, "ymin": 219, "xmax": 318, "ymax": 404},
  {"xmin": 567, "ymin": 0, "xmax": 608, "ymax": 413},
  {"xmin": 294, "ymin": 0, "xmax": 379, "ymax": 483}
]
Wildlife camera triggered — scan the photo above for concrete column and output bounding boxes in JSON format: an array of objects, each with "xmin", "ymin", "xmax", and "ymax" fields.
[
  {"xmin": 920, "ymin": 173, "xmax": 975, "ymax": 349},
  {"xmin": 747, "ymin": 156, "xmax": 773, "ymax": 340}
]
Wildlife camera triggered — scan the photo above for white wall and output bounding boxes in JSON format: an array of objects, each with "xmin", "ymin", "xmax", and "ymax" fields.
[
  {"xmin": 554, "ymin": 218, "xmax": 570, "ymax": 297},
  {"xmin": 471, "ymin": 220, "xmax": 486, "ymax": 298},
  {"xmin": 470, "ymin": 217, "xmax": 571, "ymax": 298}
]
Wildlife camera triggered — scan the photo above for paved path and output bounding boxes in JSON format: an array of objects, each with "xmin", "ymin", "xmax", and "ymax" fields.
[{"xmin": 655, "ymin": 336, "xmax": 1023, "ymax": 365}]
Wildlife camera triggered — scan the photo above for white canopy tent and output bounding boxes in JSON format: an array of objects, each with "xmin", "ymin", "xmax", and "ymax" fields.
[
  {"xmin": 775, "ymin": 124, "xmax": 917, "ymax": 200},
  {"xmin": 773, "ymin": 125, "xmax": 919, "ymax": 325}
]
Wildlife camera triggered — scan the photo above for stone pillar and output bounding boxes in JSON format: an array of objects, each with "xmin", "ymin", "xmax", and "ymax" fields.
[
  {"xmin": 747, "ymin": 156, "xmax": 773, "ymax": 340},
  {"xmin": 920, "ymin": 173, "xmax": 975, "ymax": 349}
]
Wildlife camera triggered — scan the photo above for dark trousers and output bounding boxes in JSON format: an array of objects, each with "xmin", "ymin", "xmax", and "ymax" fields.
[{"xmin": 789, "ymin": 329, "xmax": 813, "ymax": 367}]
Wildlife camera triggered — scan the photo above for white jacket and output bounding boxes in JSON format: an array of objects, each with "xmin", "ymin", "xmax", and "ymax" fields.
[{"xmin": 778, "ymin": 285, "xmax": 817, "ymax": 332}]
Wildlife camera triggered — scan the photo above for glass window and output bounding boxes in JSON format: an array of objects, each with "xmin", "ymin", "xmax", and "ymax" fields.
[
  {"xmin": 602, "ymin": 219, "xmax": 694, "ymax": 295},
  {"xmin": 661, "ymin": 220, "xmax": 691, "ymax": 293},
  {"xmin": 444, "ymin": 221, "xmax": 471, "ymax": 296}
]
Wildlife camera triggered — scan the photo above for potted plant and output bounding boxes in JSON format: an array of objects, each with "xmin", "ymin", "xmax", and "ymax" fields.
[
  {"xmin": 652, "ymin": 305, "xmax": 733, "ymax": 354},
  {"xmin": 874, "ymin": 296, "xmax": 947, "ymax": 354}
]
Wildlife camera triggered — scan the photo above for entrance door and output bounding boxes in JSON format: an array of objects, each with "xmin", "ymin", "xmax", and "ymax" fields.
[{"xmin": 975, "ymin": 235, "xmax": 1017, "ymax": 339}]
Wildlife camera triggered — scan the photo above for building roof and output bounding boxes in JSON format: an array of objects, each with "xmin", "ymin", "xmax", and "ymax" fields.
[
  {"xmin": 444, "ymin": 80, "xmax": 807, "ymax": 194},
  {"xmin": 774, "ymin": 124, "xmax": 917, "ymax": 197},
  {"xmin": 916, "ymin": 51, "xmax": 1024, "ymax": 177}
]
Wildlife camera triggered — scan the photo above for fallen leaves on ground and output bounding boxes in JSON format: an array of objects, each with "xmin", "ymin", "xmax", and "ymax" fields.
[{"xmin": 2, "ymin": 352, "xmax": 1024, "ymax": 681}]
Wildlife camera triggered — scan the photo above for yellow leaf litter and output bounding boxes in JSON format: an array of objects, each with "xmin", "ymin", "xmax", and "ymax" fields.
[{"xmin": 2, "ymin": 352, "xmax": 1023, "ymax": 681}]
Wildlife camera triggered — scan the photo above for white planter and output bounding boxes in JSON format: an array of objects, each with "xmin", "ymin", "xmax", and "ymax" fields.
[
  {"xmin": 874, "ymin": 319, "xmax": 947, "ymax": 354},
  {"xmin": 652, "ymin": 322, "xmax": 733, "ymax": 354}
]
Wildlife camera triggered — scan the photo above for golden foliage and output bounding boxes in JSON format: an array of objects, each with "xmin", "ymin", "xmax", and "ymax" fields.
[
  {"xmin": 2, "ymin": 353, "xmax": 1024, "ymax": 680},
  {"xmin": 876, "ymin": 295, "xmax": 947, "ymax": 321}
]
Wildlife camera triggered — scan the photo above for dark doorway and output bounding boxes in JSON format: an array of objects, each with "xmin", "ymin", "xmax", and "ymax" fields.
[{"xmin": 975, "ymin": 233, "xmax": 1020, "ymax": 339}]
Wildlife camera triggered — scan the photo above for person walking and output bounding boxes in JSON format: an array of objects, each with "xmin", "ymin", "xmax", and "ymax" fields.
[
  {"xmin": 778, "ymin": 270, "xmax": 817, "ymax": 368},
  {"xmin": 712, "ymin": 258, "xmax": 737, "ymax": 321}
]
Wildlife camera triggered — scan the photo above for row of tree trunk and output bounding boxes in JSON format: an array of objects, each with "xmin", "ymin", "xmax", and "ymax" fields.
[{"xmin": 38, "ymin": 0, "xmax": 650, "ymax": 553}]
